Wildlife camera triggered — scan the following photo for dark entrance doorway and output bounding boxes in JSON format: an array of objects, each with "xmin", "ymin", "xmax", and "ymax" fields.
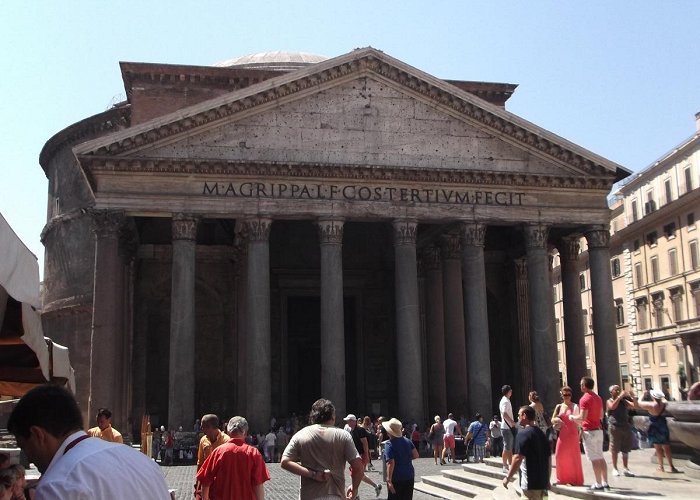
[
  {"xmin": 285, "ymin": 295, "xmax": 359, "ymax": 415},
  {"xmin": 287, "ymin": 296, "xmax": 321, "ymax": 415}
]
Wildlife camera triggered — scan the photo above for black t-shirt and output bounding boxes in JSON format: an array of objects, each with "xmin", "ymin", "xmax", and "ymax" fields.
[
  {"xmin": 351, "ymin": 426, "xmax": 370, "ymax": 455},
  {"xmin": 514, "ymin": 425, "xmax": 550, "ymax": 491}
]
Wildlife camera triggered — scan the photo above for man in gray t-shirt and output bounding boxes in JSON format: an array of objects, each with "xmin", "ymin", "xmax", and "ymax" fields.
[{"xmin": 281, "ymin": 399, "xmax": 363, "ymax": 499}]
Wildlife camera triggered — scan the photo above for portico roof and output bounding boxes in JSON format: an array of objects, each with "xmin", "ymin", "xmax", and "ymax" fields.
[{"xmin": 73, "ymin": 47, "xmax": 630, "ymax": 183}]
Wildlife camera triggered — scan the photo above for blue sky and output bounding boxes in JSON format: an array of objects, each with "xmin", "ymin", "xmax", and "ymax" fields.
[{"xmin": 1, "ymin": 1, "xmax": 698, "ymax": 277}]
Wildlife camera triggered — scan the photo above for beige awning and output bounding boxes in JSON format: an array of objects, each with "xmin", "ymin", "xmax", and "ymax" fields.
[{"xmin": 0, "ymin": 213, "xmax": 75, "ymax": 396}]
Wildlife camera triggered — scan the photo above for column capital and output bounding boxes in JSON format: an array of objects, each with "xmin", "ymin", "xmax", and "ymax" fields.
[
  {"xmin": 524, "ymin": 223, "xmax": 550, "ymax": 249},
  {"xmin": 585, "ymin": 226, "xmax": 610, "ymax": 249},
  {"xmin": 172, "ymin": 214, "xmax": 199, "ymax": 241},
  {"xmin": 90, "ymin": 209, "xmax": 125, "ymax": 239},
  {"xmin": 461, "ymin": 222, "xmax": 486, "ymax": 247},
  {"xmin": 393, "ymin": 220, "xmax": 417, "ymax": 246},
  {"xmin": 441, "ymin": 233, "xmax": 462, "ymax": 259},
  {"xmin": 558, "ymin": 235, "xmax": 581, "ymax": 261},
  {"xmin": 241, "ymin": 217, "xmax": 273, "ymax": 242},
  {"xmin": 317, "ymin": 218, "xmax": 344, "ymax": 245},
  {"xmin": 514, "ymin": 257, "xmax": 528, "ymax": 280},
  {"xmin": 422, "ymin": 244, "xmax": 442, "ymax": 271}
]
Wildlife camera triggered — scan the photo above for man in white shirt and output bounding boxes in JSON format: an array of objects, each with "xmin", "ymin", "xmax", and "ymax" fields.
[
  {"xmin": 441, "ymin": 413, "xmax": 461, "ymax": 464},
  {"xmin": 8, "ymin": 385, "xmax": 171, "ymax": 500},
  {"xmin": 499, "ymin": 384, "xmax": 517, "ymax": 474},
  {"xmin": 263, "ymin": 429, "xmax": 277, "ymax": 462}
]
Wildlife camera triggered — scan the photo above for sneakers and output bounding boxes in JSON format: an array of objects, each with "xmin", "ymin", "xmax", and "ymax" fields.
[
  {"xmin": 612, "ymin": 468, "xmax": 620, "ymax": 477},
  {"xmin": 589, "ymin": 484, "xmax": 605, "ymax": 491},
  {"xmin": 602, "ymin": 482, "xmax": 610, "ymax": 490},
  {"xmin": 502, "ymin": 466, "xmax": 509, "ymax": 474},
  {"xmin": 623, "ymin": 468, "xmax": 635, "ymax": 477},
  {"xmin": 374, "ymin": 484, "xmax": 382, "ymax": 497}
]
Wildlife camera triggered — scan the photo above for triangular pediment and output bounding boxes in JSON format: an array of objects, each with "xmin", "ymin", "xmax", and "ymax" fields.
[{"xmin": 74, "ymin": 47, "xmax": 628, "ymax": 182}]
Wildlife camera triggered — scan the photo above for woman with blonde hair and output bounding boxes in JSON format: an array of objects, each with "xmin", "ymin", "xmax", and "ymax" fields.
[{"xmin": 428, "ymin": 415, "xmax": 445, "ymax": 465}]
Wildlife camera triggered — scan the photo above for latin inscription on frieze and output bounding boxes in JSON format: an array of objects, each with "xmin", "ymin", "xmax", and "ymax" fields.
[{"xmin": 202, "ymin": 181, "xmax": 524, "ymax": 206}]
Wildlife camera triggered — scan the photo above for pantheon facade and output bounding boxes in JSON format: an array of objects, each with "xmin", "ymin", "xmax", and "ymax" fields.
[{"xmin": 39, "ymin": 48, "xmax": 630, "ymax": 435}]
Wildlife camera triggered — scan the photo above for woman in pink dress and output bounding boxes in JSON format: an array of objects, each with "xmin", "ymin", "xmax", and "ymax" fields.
[{"xmin": 551, "ymin": 386, "xmax": 584, "ymax": 486}]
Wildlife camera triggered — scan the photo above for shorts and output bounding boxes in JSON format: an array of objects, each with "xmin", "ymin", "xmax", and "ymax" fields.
[
  {"xmin": 582, "ymin": 429, "xmax": 604, "ymax": 461},
  {"xmin": 503, "ymin": 428, "xmax": 515, "ymax": 452},
  {"xmin": 443, "ymin": 434, "xmax": 456, "ymax": 448},
  {"xmin": 608, "ymin": 425, "xmax": 631, "ymax": 454}
]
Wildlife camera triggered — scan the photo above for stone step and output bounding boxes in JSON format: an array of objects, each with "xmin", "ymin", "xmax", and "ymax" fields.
[
  {"xmin": 419, "ymin": 475, "xmax": 486, "ymax": 498},
  {"xmin": 462, "ymin": 463, "xmax": 508, "ymax": 480},
  {"xmin": 482, "ymin": 457, "xmax": 504, "ymax": 469},
  {"xmin": 441, "ymin": 469, "xmax": 499, "ymax": 491},
  {"xmin": 413, "ymin": 480, "xmax": 472, "ymax": 500},
  {"xmin": 549, "ymin": 484, "xmax": 649, "ymax": 500}
]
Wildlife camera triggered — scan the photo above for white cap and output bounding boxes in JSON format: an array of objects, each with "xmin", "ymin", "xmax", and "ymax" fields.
[{"xmin": 343, "ymin": 414, "xmax": 357, "ymax": 422}]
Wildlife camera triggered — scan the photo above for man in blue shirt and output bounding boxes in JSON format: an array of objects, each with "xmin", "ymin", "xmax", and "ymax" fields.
[
  {"xmin": 383, "ymin": 418, "xmax": 419, "ymax": 500},
  {"xmin": 466, "ymin": 413, "xmax": 489, "ymax": 462}
]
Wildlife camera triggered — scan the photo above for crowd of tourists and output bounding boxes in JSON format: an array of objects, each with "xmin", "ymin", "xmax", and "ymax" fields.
[{"xmin": 5, "ymin": 378, "xmax": 698, "ymax": 499}]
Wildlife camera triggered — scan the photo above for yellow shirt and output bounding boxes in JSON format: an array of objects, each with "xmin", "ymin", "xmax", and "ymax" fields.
[
  {"xmin": 87, "ymin": 425, "xmax": 123, "ymax": 443},
  {"xmin": 197, "ymin": 430, "xmax": 230, "ymax": 468}
]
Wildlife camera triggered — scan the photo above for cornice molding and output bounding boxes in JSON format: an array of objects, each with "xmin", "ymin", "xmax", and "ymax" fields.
[
  {"xmin": 40, "ymin": 207, "xmax": 94, "ymax": 243},
  {"xmin": 81, "ymin": 157, "xmax": 613, "ymax": 191},
  {"xmin": 40, "ymin": 106, "xmax": 130, "ymax": 170},
  {"xmin": 75, "ymin": 49, "xmax": 626, "ymax": 181}
]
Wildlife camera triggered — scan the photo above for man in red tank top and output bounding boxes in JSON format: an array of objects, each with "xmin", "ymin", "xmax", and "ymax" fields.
[{"xmin": 572, "ymin": 376, "xmax": 609, "ymax": 491}]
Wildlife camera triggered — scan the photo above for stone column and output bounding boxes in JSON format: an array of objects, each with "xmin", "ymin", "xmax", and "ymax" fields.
[
  {"xmin": 525, "ymin": 224, "xmax": 559, "ymax": 412},
  {"xmin": 393, "ymin": 220, "xmax": 424, "ymax": 423},
  {"xmin": 586, "ymin": 227, "xmax": 620, "ymax": 397},
  {"xmin": 89, "ymin": 209, "xmax": 125, "ymax": 429},
  {"xmin": 461, "ymin": 222, "xmax": 492, "ymax": 416},
  {"xmin": 244, "ymin": 217, "xmax": 273, "ymax": 433},
  {"xmin": 168, "ymin": 214, "xmax": 198, "ymax": 430},
  {"xmin": 441, "ymin": 232, "xmax": 468, "ymax": 415},
  {"xmin": 318, "ymin": 218, "xmax": 346, "ymax": 417},
  {"xmin": 234, "ymin": 239, "xmax": 248, "ymax": 416},
  {"xmin": 119, "ymin": 222, "xmax": 138, "ymax": 439},
  {"xmin": 559, "ymin": 236, "xmax": 587, "ymax": 401},
  {"xmin": 514, "ymin": 258, "xmax": 533, "ymax": 404},
  {"xmin": 423, "ymin": 244, "xmax": 447, "ymax": 416}
]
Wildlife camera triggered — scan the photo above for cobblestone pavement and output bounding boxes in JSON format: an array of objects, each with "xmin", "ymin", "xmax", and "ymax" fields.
[{"xmin": 162, "ymin": 456, "xmax": 456, "ymax": 499}]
